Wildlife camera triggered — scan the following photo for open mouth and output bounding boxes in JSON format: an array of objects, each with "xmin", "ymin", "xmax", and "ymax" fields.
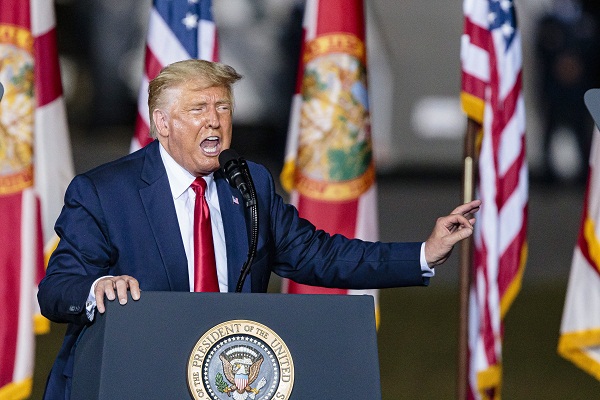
[{"xmin": 200, "ymin": 136, "xmax": 220, "ymax": 155}]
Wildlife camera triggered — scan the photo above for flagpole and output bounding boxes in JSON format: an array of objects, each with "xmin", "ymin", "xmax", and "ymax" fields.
[{"xmin": 457, "ymin": 117, "xmax": 479, "ymax": 399}]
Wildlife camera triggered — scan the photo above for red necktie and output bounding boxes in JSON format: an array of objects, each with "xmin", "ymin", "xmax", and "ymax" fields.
[{"xmin": 191, "ymin": 178, "xmax": 219, "ymax": 292}]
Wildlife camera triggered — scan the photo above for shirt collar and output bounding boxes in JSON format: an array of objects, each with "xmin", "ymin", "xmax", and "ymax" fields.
[{"xmin": 159, "ymin": 143, "xmax": 214, "ymax": 199}]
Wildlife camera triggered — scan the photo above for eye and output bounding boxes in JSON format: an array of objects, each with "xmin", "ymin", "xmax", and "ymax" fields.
[
  {"xmin": 190, "ymin": 105, "xmax": 207, "ymax": 113},
  {"xmin": 217, "ymin": 104, "xmax": 231, "ymax": 112}
]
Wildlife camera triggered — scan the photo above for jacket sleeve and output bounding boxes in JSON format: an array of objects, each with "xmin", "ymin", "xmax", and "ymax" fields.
[
  {"xmin": 253, "ymin": 165, "xmax": 428, "ymax": 289},
  {"xmin": 38, "ymin": 174, "xmax": 115, "ymax": 324}
]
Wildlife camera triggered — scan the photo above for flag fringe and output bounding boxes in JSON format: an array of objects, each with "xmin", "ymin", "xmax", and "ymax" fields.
[
  {"xmin": 34, "ymin": 313, "xmax": 50, "ymax": 335},
  {"xmin": 477, "ymin": 364, "xmax": 502, "ymax": 400},
  {"xmin": 558, "ymin": 328, "xmax": 600, "ymax": 381},
  {"xmin": 43, "ymin": 234, "xmax": 60, "ymax": 269},
  {"xmin": 280, "ymin": 160, "xmax": 296, "ymax": 194},
  {"xmin": 460, "ymin": 91, "xmax": 485, "ymax": 124},
  {"xmin": 0, "ymin": 377, "xmax": 32, "ymax": 400}
]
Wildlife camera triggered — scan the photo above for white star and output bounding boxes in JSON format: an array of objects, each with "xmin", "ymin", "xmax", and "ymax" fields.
[
  {"xmin": 500, "ymin": 0, "xmax": 512, "ymax": 13},
  {"xmin": 501, "ymin": 21, "xmax": 514, "ymax": 37},
  {"xmin": 182, "ymin": 12, "xmax": 199, "ymax": 30},
  {"xmin": 488, "ymin": 11, "xmax": 496, "ymax": 25},
  {"xmin": 188, "ymin": 0, "xmax": 199, "ymax": 3}
]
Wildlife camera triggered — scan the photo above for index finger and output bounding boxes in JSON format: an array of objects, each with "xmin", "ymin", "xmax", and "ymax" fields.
[
  {"xmin": 94, "ymin": 277, "xmax": 116, "ymax": 314},
  {"xmin": 451, "ymin": 199, "xmax": 481, "ymax": 216},
  {"xmin": 441, "ymin": 213, "xmax": 474, "ymax": 233}
]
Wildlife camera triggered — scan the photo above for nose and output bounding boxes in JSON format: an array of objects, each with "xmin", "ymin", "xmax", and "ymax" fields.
[{"xmin": 206, "ymin": 106, "xmax": 220, "ymax": 128}]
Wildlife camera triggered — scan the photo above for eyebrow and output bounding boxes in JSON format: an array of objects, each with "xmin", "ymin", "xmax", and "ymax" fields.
[{"xmin": 189, "ymin": 97, "xmax": 229, "ymax": 104}]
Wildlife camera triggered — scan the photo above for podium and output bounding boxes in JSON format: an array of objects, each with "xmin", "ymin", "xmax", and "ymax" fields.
[{"xmin": 72, "ymin": 292, "xmax": 382, "ymax": 399}]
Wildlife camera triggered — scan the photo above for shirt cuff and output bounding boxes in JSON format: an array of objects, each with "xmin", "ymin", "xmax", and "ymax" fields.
[
  {"xmin": 420, "ymin": 242, "xmax": 435, "ymax": 278},
  {"xmin": 86, "ymin": 276, "xmax": 113, "ymax": 321}
]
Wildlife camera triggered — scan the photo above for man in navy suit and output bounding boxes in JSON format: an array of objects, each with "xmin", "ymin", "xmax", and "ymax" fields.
[{"xmin": 38, "ymin": 59, "xmax": 480, "ymax": 399}]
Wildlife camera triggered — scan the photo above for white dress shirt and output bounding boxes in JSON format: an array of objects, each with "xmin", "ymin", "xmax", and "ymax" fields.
[{"xmin": 159, "ymin": 144, "xmax": 228, "ymax": 292}]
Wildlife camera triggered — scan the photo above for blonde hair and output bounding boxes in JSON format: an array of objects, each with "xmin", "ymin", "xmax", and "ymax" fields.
[{"xmin": 147, "ymin": 59, "xmax": 242, "ymax": 138}]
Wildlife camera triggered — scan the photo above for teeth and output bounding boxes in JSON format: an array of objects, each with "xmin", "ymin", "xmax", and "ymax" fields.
[{"xmin": 201, "ymin": 136, "xmax": 219, "ymax": 154}]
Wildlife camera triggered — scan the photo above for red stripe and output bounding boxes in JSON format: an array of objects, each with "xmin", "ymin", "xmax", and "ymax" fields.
[
  {"xmin": 475, "ymin": 239, "xmax": 499, "ymax": 366},
  {"xmin": 577, "ymin": 223, "xmax": 591, "ymax": 265},
  {"xmin": 576, "ymin": 169, "xmax": 600, "ymax": 276},
  {"xmin": 0, "ymin": 194, "xmax": 23, "ymax": 388},
  {"xmin": 212, "ymin": 35, "xmax": 219, "ymax": 61},
  {"xmin": 495, "ymin": 134, "xmax": 526, "ymax": 207},
  {"xmin": 464, "ymin": 16, "xmax": 491, "ymax": 50},
  {"xmin": 488, "ymin": 40, "xmax": 502, "ymax": 162},
  {"xmin": 577, "ymin": 168, "xmax": 592, "ymax": 263},
  {"xmin": 461, "ymin": 71, "xmax": 487, "ymax": 101},
  {"xmin": 134, "ymin": 45, "xmax": 162, "ymax": 150},
  {"xmin": 468, "ymin": 383, "xmax": 476, "ymax": 400},
  {"xmin": 316, "ymin": 0, "xmax": 364, "ymax": 38},
  {"xmin": 494, "ymin": 72, "xmax": 522, "ymax": 130},
  {"xmin": 134, "ymin": 113, "xmax": 153, "ymax": 148},
  {"xmin": 482, "ymin": 301, "xmax": 497, "ymax": 364},
  {"xmin": 145, "ymin": 46, "xmax": 163, "ymax": 81},
  {"xmin": 498, "ymin": 217, "xmax": 527, "ymax": 297},
  {"xmin": 34, "ymin": 28, "xmax": 62, "ymax": 108},
  {"xmin": 493, "ymin": 79, "xmax": 524, "ymax": 208}
]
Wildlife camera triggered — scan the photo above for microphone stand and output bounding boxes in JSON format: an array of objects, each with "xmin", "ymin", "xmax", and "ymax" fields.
[{"xmin": 235, "ymin": 159, "xmax": 258, "ymax": 293}]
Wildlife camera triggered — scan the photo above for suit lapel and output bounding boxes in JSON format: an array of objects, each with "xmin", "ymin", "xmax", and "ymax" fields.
[
  {"xmin": 215, "ymin": 172, "xmax": 251, "ymax": 292},
  {"xmin": 139, "ymin": 142, "xmax": 189, "ymax": 291}
]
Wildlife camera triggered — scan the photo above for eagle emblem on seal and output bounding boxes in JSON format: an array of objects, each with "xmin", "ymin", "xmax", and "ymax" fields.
[{"xmin": 216, "ymin": 345, "xmax": 267, "ymax": 399}]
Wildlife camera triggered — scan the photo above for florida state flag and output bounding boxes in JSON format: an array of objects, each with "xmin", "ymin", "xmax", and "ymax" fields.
[
  {"xmin": 558, "ymin": 125, "xmax": 600, "ymax": 381},
  {"xmin": 0, "ymin": 1, "xmax": 74, "ymax": 398},
  {"xmin": 281, "ymin": 0, "xmax": 379, "ymax": 310}
]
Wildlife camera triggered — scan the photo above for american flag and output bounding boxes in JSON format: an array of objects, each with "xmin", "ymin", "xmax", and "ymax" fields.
[
  {"xmin": 0, "ymin": 0, "xmax": 74, "ymax": 396},
  {"xmin": 460, "ymin": 0, "xmax": 528, "ymax": 398},
  {"xmin": 131, "ymin": 0, "xmax": 219, "ymax": 151}
]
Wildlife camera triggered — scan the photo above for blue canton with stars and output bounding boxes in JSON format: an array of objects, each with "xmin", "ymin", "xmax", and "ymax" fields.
[
  {"xmin": 154, "ymin": 0, "xmax": 215, "ymax": 57},
  {"xmin": 488, "ymin": 0, "xmax": 517, "ymax": 50}
]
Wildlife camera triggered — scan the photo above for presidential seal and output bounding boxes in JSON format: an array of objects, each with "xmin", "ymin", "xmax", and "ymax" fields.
[{"xmin": 187, "ymin": 320, "xmax": 294, "ymax": 400}]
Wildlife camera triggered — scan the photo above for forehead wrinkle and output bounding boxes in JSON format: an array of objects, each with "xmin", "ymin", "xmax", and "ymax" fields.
[{"xmin": 165, "ymin": 84, "xmax": 232, "ymax": 116}]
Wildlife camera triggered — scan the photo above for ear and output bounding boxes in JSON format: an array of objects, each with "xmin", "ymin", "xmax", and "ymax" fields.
[{"xmin": 152, "ymin": 109, "xmax": 169, "ymax": 138}]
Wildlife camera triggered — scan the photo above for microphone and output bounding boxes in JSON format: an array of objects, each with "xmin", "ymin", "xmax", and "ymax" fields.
[
  {"xmin": 219, "ymin": 149, "xmax": 253, "ymax": 205},
  {"xmin": 0, "ymin": 82, "xmax": 4, "ymax": 102},
  {"xmin": 218, "ymin": 148, "xmax": 259, "ymax": 292}
]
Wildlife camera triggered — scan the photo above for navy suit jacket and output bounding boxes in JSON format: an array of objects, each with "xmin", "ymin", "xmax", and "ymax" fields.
[{"xmin": 38, "ymin": 140, "xmax": 427, "ymax": 399}]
